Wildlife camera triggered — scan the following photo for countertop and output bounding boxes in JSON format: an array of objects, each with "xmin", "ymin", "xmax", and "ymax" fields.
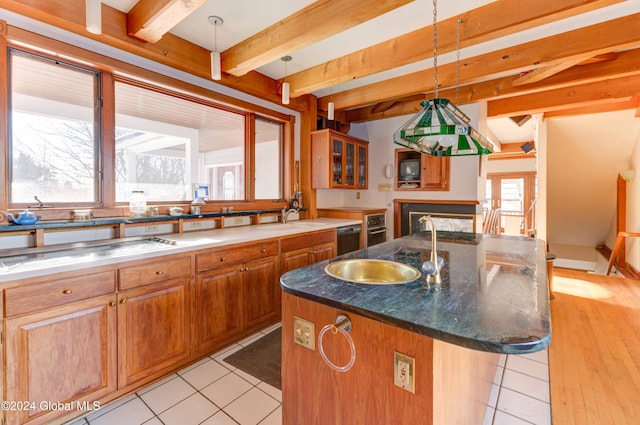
[
  {"xmin": 0, "ymin": 218, "xmax": 360, "ymax": 282},
  {"xmin": 317, "ymin": 207, "xmax": 386, "ymax": 213},
  {"xmin": 280, "ymin": 231, "xmax": 551, "ymax": 354}
]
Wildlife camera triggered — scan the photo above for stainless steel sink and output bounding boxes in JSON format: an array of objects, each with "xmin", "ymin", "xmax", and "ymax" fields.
[{"xmin": 324, "ymin": 259, "xmax": 421, "ymax": 285}]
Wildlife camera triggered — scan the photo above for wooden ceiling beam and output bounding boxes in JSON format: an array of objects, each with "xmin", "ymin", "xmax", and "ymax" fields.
[
  {"xmin": 578, "ymin": 52, "xmax": 618, "ymax": 65},
  {"xmin": 323, "ymin": 12, "xmax": 640, "ymax": 111},
  {"xmin": 287, "ymin": 0, "xmax": 623, "ymax": 97},
  {"xmin": 488, "ymin": 142, "xmax": 536, "ymax": 161},
  {"xmin": 512, "ymin": 57, "xmax": 589, "ymax": 86},
  {"xmin": 220, "ymin": 0, "xmax": 413, "ymax": 77},
  {"xmin": 346, "ymin": 47, "xmax": 640, "ymax": 122},
  {"xmin": 126, "ymin": 0, "xmax": 207, "ymax": 43},
  {"xmin": 0, "ymin": 0, "xmax": 308, "ymax": 111},
  {"xmin": 370, "ymin": 101, "xmax": 398, "ymax": 114},
  {"xmin": 542, "ymin": 99, "xmax": 640, "ymax": 119},
  {"xmin": 488, "ymin": 74, "xmax": 640, "ymax": 118}
]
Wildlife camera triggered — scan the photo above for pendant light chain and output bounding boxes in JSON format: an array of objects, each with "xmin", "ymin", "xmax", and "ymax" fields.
[
  {"xmin": 393, "ymin": 0, "xmax": 492, "ymax": 156},
  {"xmin": 432, "ymin": 0, "xmax": 438, "ymax": 98},
  {"xmin": 456, "ymin": 18, "xmax": 461, "ymax": 106}
]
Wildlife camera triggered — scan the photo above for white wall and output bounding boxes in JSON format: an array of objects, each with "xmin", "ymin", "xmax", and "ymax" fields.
[
  {"xmin": 486, "ymin": 158, "xmax": 536, "ymax": 174},
  {"xmin": 547, "ymin": 111, "xmax": 639, "ymax": 253},
  {"xmin": 537, "ymin": 119, "xmax": 548, "ymax": 244},
  {"xmin": 628, "ymin": 133, "xmax": 640, "ymax": 272}
]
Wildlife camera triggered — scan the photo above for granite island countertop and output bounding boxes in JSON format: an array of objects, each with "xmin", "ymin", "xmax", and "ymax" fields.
[{"xmin": 280, "ymin": 231, "xmax": 551, "ymax": 354}]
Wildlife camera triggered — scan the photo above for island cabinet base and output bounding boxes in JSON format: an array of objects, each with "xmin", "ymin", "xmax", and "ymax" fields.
[{"xmin": 282, "ymin": 292, "xmax": 500, "ymax": 425}]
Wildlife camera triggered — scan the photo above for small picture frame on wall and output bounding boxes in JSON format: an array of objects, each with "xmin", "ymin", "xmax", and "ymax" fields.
[{"xmin": 192, "ymin": 183, "xmax": 210, "ymax": 200}]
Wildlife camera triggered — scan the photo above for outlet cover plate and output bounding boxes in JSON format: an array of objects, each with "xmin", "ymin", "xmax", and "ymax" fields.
[{"xmin": 394, "ymin": 351, "xmax": 415, "ymax": 393}]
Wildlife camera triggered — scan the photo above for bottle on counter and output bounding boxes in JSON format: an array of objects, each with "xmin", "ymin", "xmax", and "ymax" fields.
[
  {"xmin": 191, "ymin": 197, "xmax": 206, "ymax": 215},
  {"xmin": 129, "ymin": 190, "xmax": 147, "ymax": 217}
]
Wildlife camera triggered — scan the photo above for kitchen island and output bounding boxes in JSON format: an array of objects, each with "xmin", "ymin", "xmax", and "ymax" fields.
[{"xmin": 280, "ymin": 232, "xmax": 551, "ymax": 425}]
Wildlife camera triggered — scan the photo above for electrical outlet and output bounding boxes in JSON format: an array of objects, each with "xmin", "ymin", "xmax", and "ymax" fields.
[
  {"xmin": 293, "ymin": 316, "xmax": 315, "ymax": 350},
  {"xmin": 394, "ymin": 351, "xmax": 415, "ymax": 393},
  {"xmin": 145, "ymin": 224, "xmax": 159, "ymax": 233},
  {"xmin": 356, "ymin": 191, "xmax": 361, "ymax": 199}
]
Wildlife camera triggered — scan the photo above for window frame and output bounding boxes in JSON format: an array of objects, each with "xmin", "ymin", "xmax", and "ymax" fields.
[
  {"xmin": 7, "ymin": 47, "xmax": 103, "ymax": 207},
  {"xmin": 113, "ymin": 76, "xmax": 252, "ymax": 204},
  {"xmin": 1, "ymin": 35, "xmax": 294, "ymax": 215}
]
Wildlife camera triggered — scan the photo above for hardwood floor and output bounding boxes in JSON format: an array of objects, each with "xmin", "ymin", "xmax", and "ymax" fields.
[{"xmin": 549, "ymin": 268, "xmax": 640, "ymax": 424}]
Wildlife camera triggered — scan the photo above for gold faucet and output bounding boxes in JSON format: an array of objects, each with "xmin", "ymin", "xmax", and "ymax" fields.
[{"xmin": 419, "ymin": 215, "xmax": 442, "ymax": 284}]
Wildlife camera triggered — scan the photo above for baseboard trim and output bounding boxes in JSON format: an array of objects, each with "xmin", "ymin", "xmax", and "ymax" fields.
[{"xmin": 554, "ymin": 258, "xmax": 596, "ymax": 271}]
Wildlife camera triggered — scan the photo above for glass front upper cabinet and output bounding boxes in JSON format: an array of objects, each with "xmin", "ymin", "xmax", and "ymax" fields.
[{"xmin": 311, "ymin": 129, "xmax": 369, "ymax": 190}]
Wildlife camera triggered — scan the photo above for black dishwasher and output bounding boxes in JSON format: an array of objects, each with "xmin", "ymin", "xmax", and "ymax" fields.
[{"xmin": 337, "ymin": 224, "xmax": 362, "ymax": 255}]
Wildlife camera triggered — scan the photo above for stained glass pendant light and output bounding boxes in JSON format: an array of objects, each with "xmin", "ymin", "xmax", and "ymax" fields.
[
  {"xmin": 394, "ymin": 98, "xmax": 492, "ymax": 156},
  {"xmin": 394, "ymin": 1, "xmax": 492, "ymax": 157}
]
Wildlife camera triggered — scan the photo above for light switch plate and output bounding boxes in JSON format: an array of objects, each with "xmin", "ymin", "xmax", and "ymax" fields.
[{"xmin": 293, "ymin": 316, "xmax": 315, "ymax": 350}]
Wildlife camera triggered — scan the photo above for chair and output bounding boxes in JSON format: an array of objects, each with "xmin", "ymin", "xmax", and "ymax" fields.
[{"xmin": 483, "ymin": 208, "xmax": 501, "ymax": 235}]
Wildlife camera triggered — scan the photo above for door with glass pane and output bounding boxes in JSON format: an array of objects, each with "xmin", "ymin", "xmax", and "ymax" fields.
[{"xmin": 485, "ymin": 173, "xmax": 536, "ymax": 236}]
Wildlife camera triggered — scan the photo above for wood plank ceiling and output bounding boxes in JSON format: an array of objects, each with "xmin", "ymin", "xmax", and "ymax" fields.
[{"xmin": 2, "ymin": 0, "xmax": 640, "ymax": 126}]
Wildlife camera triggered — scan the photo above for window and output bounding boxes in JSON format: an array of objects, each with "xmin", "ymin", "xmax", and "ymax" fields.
[
  {"xmin": 115, "ymin": 81, "xmax": 247, "ymax": 202},
  {"xmin": 8, "ymin": 50, "xmax": 100, "ymax": 204},
  {"xmin": 5, "ymin": 45, "xmax": 288, "ymax": 209},
  {"xmin": 255, "ymin": 118, "xmax": 283, "ymax": 200}
]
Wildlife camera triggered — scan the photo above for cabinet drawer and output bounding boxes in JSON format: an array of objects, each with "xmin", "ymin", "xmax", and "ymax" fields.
[
  {"xmin": 243, "ymin": 241, "xmax": 279, "ymax": 259},
  {"xmin": 4, "ymin": 270, "xmax": 116, "ymax": 317},
  {"xmin": 197, "ymin": 248, "xmax": 245, "ymax": 272},
  {"xmin": 197, "ymin": 241, "xmax": 278, "ymax": 272},
  {"xmin": 119, "ymin": 256, "xmax": 191, "ymax": 291},
  {"xmin": 281, "ymin": 230, "xmax": 335, "ymax": 253}
]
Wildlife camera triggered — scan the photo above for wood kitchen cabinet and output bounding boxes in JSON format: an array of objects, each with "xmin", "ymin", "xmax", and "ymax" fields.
[
  {"xmin": 196, "ymin": 264, "xmax": 243, "ymax": 352},
  {"xmin": 117, "ymin": 277, "xmax": 191, "ymax": 387},
  {"xmin": 4, "ymin": 270, "xmax": 117, "ymax": 425},
  {"xmin": 395, "ymin": 148, "xmax": 450, "ymax": 191},
  {"xmin": 311, "ymin": 129, "xmax": 368, "ymax": 189},
  {"xmin": 195, "ymin": 241, "xmax": 279, "ymax": 353},
  {"xmin": 280, "ymin": 230, "xmax": 336, "ymax": 274},
  {"xmin": 244, "ymin": 255, "xmax": 280, "ymax": 328},
  {"xmin": 0, "ymin": 228, "xmax": 338, "ymax": 424},
  {"xmin": 117, "ymin": 256, "xmax": 192, "ymax": 387}
]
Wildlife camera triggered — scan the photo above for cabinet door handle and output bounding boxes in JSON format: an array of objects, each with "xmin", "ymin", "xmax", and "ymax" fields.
[
  {"xmin": 119, "ymin": 298, "xmax": 127, "ymax": 304},
  {"xmin": 155, "ymin": 270, "xmax": 164, "ymax": 275},
  {"xmin": 310, "ymin": 250, "xmax": 316, "ymax": 254},
  {"xmin": 220, "ymin": 257, "xmax": 226, "ymax": 262},
  {"xmin": 62, "ymin": 289, "xmax": 73, "ymax": 294},
  {"xmin": 261, "ymin": 248, "xmax": 266, "ymax": 253},
  {"xmin": 109, "ymin": 301, "xmax": 116, "ymax": 307}
]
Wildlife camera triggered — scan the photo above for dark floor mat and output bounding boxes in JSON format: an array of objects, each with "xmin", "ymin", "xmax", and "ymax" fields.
[{"xmin": 223, "ymin": 327, "xmax": 282, "ymax": 390}]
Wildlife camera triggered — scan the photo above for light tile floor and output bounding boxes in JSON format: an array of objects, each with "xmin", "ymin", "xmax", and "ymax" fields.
[{"xmin": 68, "ymin": 323, "xmax": 550, "ymax": 425}]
